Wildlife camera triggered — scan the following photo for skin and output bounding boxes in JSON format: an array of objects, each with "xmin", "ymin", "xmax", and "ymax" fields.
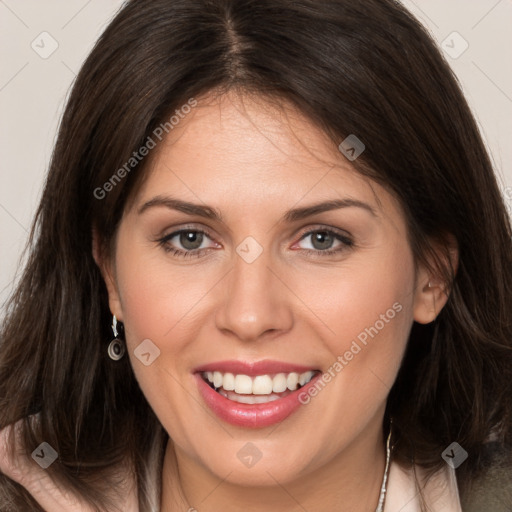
[
  {"xmin": 97, "ymin": 91, "xmax": 451, "ymax": 512},
  {"xmin": 0, "ymin": 90, "xmax": 452, "ymax": 511}
]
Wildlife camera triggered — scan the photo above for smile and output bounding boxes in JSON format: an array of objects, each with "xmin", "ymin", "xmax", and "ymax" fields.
[
  {"xmin": 201, "ymin": 370, "xmax": 318, "ymax": 404},
  {"xmin": 194, "ymin": 361, "xmax": 322, "ymax": 428}
]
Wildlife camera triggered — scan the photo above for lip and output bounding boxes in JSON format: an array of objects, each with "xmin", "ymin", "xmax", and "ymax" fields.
[
  {"xmin": 195, "ymin": 367, "xmax": 321, "ymax": 428},
  {"xmin": 193, "ymin": 359, "xmax": 318, "ymax": 376}
]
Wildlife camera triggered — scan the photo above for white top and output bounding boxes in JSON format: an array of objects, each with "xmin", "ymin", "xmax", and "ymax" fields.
[{"xmin": 385, "ymin": 460, "xmax": 463, "ymax": 511}]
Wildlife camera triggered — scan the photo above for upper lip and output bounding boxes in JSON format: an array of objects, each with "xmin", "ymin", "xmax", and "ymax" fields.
[{"xmin": 194, "ymin": 360, "xmax": 319, "ymax": 376}]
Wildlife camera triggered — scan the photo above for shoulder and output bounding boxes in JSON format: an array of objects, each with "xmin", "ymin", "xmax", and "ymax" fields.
[
  {"xmin": 385, "ymin": 459, "xmax": 462, "ymax": 512},
  {"xmin": 385, "ymin": 444, "xmax": 512, "ymax": 512},
  {"xmin": 0, "ymin": 418, "xmax": 139, "ymax": 512}
]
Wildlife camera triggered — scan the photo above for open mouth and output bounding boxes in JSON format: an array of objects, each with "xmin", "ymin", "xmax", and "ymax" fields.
[{"xmin": 200, "ymin": 370, "xmax": 321, "ymax": 404}]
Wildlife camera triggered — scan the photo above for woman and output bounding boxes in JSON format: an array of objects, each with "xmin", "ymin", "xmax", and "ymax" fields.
[{"xmin": 1, "ymin": 0, "xmax": 511, "ymax": 510}]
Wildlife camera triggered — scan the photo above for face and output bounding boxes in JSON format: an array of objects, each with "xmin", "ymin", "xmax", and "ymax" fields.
[{"xmin": 98, "ymin": 91, "xmax": 441, "ymax": 487}]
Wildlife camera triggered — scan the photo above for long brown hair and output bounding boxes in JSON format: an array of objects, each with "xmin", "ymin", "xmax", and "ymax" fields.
[{"xmin": 1, "ymin": 0, "xmax": 511, "ymax": 510}]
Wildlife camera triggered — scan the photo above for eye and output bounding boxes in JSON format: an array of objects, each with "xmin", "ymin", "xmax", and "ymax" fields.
[
  {"xmin": 156, "ymin": 226, "xmax": 353, "ymax": 259},
  {"xmin": 293, "ymin": 228, "xmax": 354, "ymax": 256},
  {"xmin": 157, "ymin": 228, "xmax": 218, "ymax": 258}
]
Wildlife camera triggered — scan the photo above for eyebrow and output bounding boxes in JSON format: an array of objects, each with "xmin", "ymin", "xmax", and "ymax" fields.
[{"xmin": 137, "ymin": 196, "xmax": 377, "ymax": 222}]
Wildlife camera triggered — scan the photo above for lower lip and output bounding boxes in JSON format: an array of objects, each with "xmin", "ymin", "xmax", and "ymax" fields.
[{"xmin": 195, "ymin": 373, "xmax": 320, "ymax": 428}]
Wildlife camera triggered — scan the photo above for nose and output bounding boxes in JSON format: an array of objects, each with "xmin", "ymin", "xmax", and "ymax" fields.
[{"xmin": 214, "ymin": 248, "xmax": 294, "ymax": 342}]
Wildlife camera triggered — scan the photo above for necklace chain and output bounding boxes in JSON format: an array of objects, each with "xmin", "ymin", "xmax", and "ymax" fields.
[{"xmin": 375, "ymin": 426, "xmax": 393, "ymax": 512}]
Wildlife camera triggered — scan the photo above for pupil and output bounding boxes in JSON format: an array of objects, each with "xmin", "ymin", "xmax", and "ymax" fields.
[
  {"xmin": 312, "ymin": 232, "xmax": 333, "ymax": 250},
  {"xmin": 180, "ymin": 231, "xmax": 203, "ymax": 250}
]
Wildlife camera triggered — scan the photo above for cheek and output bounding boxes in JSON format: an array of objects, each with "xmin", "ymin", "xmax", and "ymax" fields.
[
  {"xmin": 291, "ymin": 243, "xmax": 416, "ymax": 404},
  {"xmin": 113, "ymin": 246, "xmax": 206, "ymax": 442},
  {"xmin": 292, "ymin": 242, "xmax": 415, "ymax": 346},
  {"xmin": 114, "ymin": 242, "xmax": 218, "ymax": 348}
]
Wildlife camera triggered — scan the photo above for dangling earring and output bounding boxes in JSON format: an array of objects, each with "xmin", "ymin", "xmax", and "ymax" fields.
[{"xmin": 108, "ymin": 315, "xmax": 126, "ymax": 361}]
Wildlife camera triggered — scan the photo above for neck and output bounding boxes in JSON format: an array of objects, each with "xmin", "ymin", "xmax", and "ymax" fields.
[{"xmin": 160, "ymin": 421, "xmax": 387, "ymax": 512}]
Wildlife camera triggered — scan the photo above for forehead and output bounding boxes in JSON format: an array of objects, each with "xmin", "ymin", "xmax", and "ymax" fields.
[{"xmin": 129, "ymin": 90, "xmax": 403, "ymax": 226}]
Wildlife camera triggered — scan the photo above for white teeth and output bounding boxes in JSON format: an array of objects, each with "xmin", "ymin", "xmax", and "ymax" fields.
[
  {"xmin": 272, "ymin": 373, "xmax": 288, "ymax": 393},
  {"xmin": 219, "ymin": 389, "xmax": 282, "ymax": 404},
  {"xmin": 203, "ymin": 370, "xmax": 317, "ymax": 395},
  {"xmin": 287, "ymin": 372, "xmax": 299, "ymax": 390},
  {"xmin": 213, "ymin": 371, "xmax": 223, "ymax": 388},
  {"xmin": 223, "ymin": 372, "xmax": 235, "ymax": 391},
  {"xmin": 253, "ymin": 375, "xmax": 273, "ymax": 395},
  {"xmin": 299, "ymin": 370, "xmax": 314, "ymax": 386},
  {"xmin": 234, "ymin": 374, "xmax": 253, "ymax": 394}
]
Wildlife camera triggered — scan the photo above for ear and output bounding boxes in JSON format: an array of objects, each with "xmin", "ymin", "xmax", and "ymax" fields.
[
  {"xmin": 92, "ymin": 227, "xmax": 124, "ymax": 322},
  {"xmin": 413, "ymin": 235, "xmax": 458, "ymax": 324}
]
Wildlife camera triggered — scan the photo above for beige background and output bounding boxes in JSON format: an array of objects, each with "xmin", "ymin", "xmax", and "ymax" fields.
[{"xmin": 1, "ymin": 0, "xmax": 511, "ymax": 313}]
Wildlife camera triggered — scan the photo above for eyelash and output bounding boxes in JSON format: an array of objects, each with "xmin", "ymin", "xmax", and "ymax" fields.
[
  {"xmin": 156, "ymin": 227, "xmax": 354, "ymax": 259},
  {"xmin": 156, "ymin": 228, "xmax": 216, "ymax": 259}
]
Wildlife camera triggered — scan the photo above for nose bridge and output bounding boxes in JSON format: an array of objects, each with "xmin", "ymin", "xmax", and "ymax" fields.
[{"xmin": 215, "ymin": 242, "xmax": 293, "ymax": 341}]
